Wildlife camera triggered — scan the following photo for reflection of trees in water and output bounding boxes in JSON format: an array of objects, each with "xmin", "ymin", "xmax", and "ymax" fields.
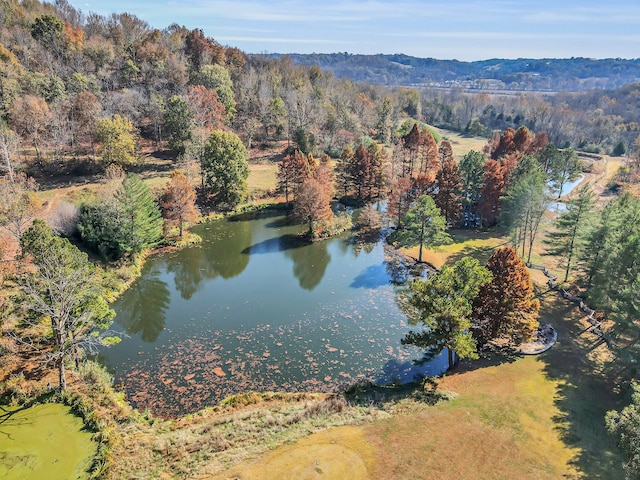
[
  {"xmin": 201, "ymin": 217, "xmax": 252, "ymax": 279},
  {"xmin": 116, "ymin": 268, "xmax": 170, "ymax": 343},
  {"xmin": 285, "ymin": 239, "xmax": 331, "ymax": 291},
  {"xmin": 166, "ymin": 248, "xmax": 204, "ymax": 300},
  {"xmin": 352, "ymin": 228, "xmax": 380, "ymax": 256},
  {"xmin": 165, "ymin": 217, "xmax": 253, "ymax": 296}
]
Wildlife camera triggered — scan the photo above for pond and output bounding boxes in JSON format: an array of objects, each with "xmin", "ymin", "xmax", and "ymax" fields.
[
  {"xmin": 0, "ymin": 403, "xmax": 96, "ymax": 480},
  {"xmin": 100, "ymin": 210, "xmax": 446, "ymax": 417}
]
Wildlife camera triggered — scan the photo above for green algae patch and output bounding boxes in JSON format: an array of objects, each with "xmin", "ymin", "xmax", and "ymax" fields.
[{"xmin": 0, "ymin": 403, "xmax": 97, "ymax": 480}]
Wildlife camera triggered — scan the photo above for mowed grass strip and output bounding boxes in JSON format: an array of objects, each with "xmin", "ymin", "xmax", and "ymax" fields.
[
  {"xmin": 400, "ymin": 229, "xmax": 509, "ymax": 269},
  {"xmin": 210, "ymin": 426, "xmax": 376, "ymax": 480}
]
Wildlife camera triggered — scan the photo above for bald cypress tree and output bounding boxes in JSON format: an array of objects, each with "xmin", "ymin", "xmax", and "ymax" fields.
[{"xmin": 472, "ymin": 247, "xmax": 540, "ymax": 344}]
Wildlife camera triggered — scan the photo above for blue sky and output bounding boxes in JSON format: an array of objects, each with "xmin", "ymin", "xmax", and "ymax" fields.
[{"xmin": 81, "ymin": 1, "xmax": 640, "ymax": 60}]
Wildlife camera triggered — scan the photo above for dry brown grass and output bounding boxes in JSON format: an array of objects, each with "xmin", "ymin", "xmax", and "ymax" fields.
[
  {"xmin": 435, "ymin": 128, "xmax": 488, "ymax": 161},
  {"xmin": 205, "ymin": 293, "xmax": 623, "ymax": 480}
]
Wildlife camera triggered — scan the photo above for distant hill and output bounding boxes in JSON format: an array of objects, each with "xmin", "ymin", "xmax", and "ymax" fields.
[{"xmin": 257, "ymin": 53, "xmax": 640, "ymax": 92}]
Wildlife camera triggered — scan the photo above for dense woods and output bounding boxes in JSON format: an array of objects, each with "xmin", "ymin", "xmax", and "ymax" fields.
[{"xmin": 2, "ymin": 0, "xmax": 640, "ymax": 478}]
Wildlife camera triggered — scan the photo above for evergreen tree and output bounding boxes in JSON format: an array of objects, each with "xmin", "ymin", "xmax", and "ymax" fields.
[
  {"xmin": 545, "ymin": 184, "xmax": 595, "ymax": 282},
  {"xmin": 401, "ymin": 257, "xmax": 492, "ymax": 370},
  {"xmin": 500, "ymin": 165, "xmax": 549, "ymax": 263},
  {"xmin": 606, "ymin": 382, "xmax": 640, "ymax": 479},
  {"xmin": 78, "ymin": 174, "xmax": 163, "ymax": 260},
  {"xmin": 459, "ymin": 150, "xmax": 486, "ymax": 219},
  {"xmin": 549, "ymin": 148, "xmax": 582, "ymax": 198},
  {"xmin": 164, "ymin": 95, "xmax": 192, "ymax": 155},
  {"xmin": 116, "ymin": 174, "xmax": 163, "ymax": 256},
  {"xmin": 395, "ymin": 195, "xmax": 450, "ymax": 263},
  {"xmin": 19, "ymin": 220, "xmax": 116, "ymax": 391}
]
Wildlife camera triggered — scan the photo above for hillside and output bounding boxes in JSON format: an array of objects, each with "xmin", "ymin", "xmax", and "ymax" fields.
[{"xmin": 260, "ymin": 53, "xmax": 640, "ymax": 91}]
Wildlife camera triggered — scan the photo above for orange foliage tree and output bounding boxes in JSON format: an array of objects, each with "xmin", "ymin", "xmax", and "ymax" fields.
[
  {"xmin": 472, "ymin": 247, "xmax": 539, "ymax": 344},
  {"xmin": 477, "ymin": 159, "xmax": 505, "ymax": 226},
  {"xmin": 434, "ymin": 145, "xmax": 462, "ymax": 225},
  {"xmin": 160, "ymin": 170, "xmax": 200, "ymax": 237}
]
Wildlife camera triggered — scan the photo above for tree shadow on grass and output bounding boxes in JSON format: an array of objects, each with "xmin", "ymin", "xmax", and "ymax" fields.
[
  {"xmin": 533, "ymin": 289, "xmax": 624, "ymax": 479},
  {"xmin": 441, "ymin": 240, "xmax": 509, "ymax": 269}
]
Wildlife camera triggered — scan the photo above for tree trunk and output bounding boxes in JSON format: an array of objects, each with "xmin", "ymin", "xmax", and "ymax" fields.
[
  {"xmin": 58, "ymin": 360, "xmax": 67, "ymax": 391},
  {"xmin": 447, "ymin": 348, "xmax": 454, "ymax": 370}
]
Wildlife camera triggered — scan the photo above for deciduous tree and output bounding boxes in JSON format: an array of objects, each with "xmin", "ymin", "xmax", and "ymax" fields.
[
  {"xmin": 434, "ymin": 151, "xmax": 462, "ymax": 226},
  {"xmin": 477, "ymin": 159, "xmax": 505, "ymax": 226},
  {"xmin": 0, "ymin": 173, "xmax": 41, "ymax": 247},
  {"xmin": 19, "ymin": 220, "xmax": 116, "ymax": 391},
  {"xmin": 472, "ymin": 247, "xmax": 540, "ymax": 344},
  {"xmin": 93, "ymin": 114, "xmax": 137, "ymax": 166},
  {"xmin": 160, "ymin": 170, "xmax": 200, "ymax": 237},
  {"xmin": 201, "ymin": 130, "xmax": 249, "ymax": 209}
]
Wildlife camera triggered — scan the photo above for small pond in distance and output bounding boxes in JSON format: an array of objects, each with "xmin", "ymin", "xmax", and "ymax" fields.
[{"xmin": 101, "ymin": 211, "xmax": 446, "ymax": 417}]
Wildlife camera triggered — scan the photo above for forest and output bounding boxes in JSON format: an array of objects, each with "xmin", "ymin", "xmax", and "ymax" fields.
[
  {"xmin": 1, "ymin": 0, "xmax": 640, "ymax": 478},
  {"xmin": 266, "ymin": 52, "xmax": 640, "ymax": 91}
]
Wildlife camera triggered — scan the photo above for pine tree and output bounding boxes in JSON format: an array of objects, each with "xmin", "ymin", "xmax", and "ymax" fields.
[
  {"xmin": 19, "ymin": 220, "xmax": 116, "ymax": 390},
  {"xmin": 396, "ymin": 195, "xmax": 450, "ymax": 263},
  {"xmin": 459, "ymin": 150, "xmax": 486, "ymax": 218},
  {"xmin": 546, "ymin": 184, "xmax": 595, "ymax": 282},
  {"xmin": 116, "ymin": 173, "xmax": 164, "ymax": 256},
  {"xmin": 472, "ymin": 247, "xmax": 540, "ymax": 344},
  {"xmin": 401, "ymin": 257, "xmax": 492, "ymax": 370}
]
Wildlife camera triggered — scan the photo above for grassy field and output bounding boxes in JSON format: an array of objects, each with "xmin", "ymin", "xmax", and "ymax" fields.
[
  {"xmin": 209, "ymin": 292, "xmax": 623, "ymax": 480},
  {"xmin": 400, "ymin": 228, "xmax": 509, "ymax": 269},
  {"xmin": 436, "ymin": 129, "xmax": 488, "ymax": 161}
]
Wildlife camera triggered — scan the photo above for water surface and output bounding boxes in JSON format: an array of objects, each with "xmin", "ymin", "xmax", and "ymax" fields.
[{"xmin": 102, "ymin": 211, "xmax": 445, "ymax": 417}]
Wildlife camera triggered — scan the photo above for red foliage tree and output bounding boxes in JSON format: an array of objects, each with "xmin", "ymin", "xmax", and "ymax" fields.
[
  {"xmin": 434, "ymin": 154, "xmax": 462, "ymax": 225},
  {"xmin": 477, "ymin": 159, "xmax": 505, "ymax": 226},
  {"xmin": 491, "ymin": 127, "xmax": 516, "ymax": 160},
  {"xmin": 388, "ymin": 177, "xmax": 414, "ymax": 228},
  {"xmin": 276, "ymin": 150, "xmax": 315, "ymax": 204},
  {"xmin": 160, "ymin": 170, "xmax": 200, "ymax": 237},
  {"xmin": 472, "ymin": 247, "xmax": 540, "ymax": 344}
]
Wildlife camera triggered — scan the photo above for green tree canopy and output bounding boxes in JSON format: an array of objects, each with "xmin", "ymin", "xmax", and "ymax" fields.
[
  {"xmin": 78, "ymin": 174, "xmax": 163, "ymax": 260},
  {"xmin": 201, "ymin": 130, "xmax": 249, "ymax": 209},
  {"xmin": 93, "ymin": 114, "xmax": 137, "ymax": 166},
  {"xmin": 606, "ymin": 382, "xmax": 640, "ymax": 479},
  {"xmin": 164, "ymin": 95, "xmax": 192, "ymax": 154},
  {"xmin": 395, "ymin": 195, "xmax": 450, "ymax": 263},
  {"xmin": 401, "ymin": 257, "xmax": 492, "ymax": 370},
  {"xmin": 19, "ymin": 220, "xmax": 116, "ymax": 390}
]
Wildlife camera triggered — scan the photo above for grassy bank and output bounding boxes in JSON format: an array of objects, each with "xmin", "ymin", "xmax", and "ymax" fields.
[{"xmin": 209, "ymin": 293, "xmax": 623, "ymax": 480}]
